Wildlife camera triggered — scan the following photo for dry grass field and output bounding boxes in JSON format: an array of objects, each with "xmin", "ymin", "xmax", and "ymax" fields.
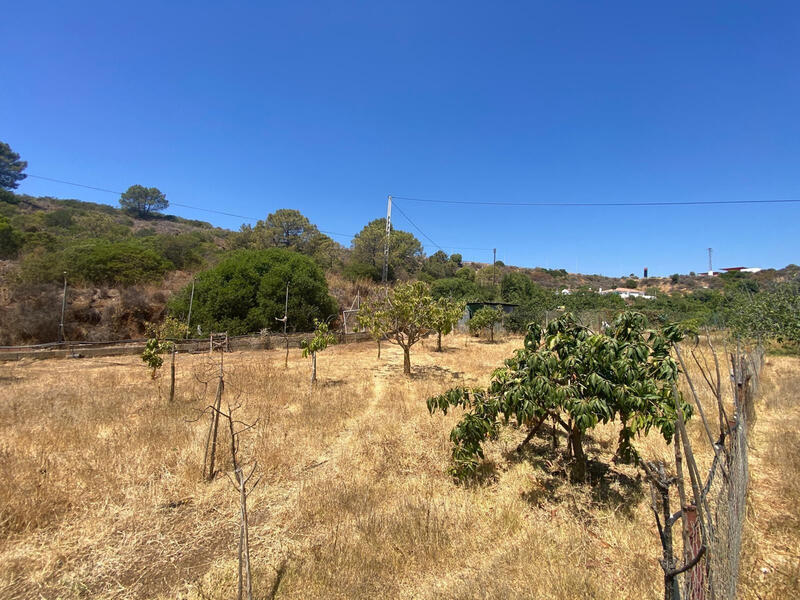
[{"xmin": 0, "ymin": 333, "xmax": 797, "ymax": 599}]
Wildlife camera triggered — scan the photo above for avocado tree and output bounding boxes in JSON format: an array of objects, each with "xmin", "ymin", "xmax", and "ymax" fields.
[
  {"xmin": 428, "ymin": 312, "xmax": 690, "ymax": 480},
  {"xmin": 430, "ymin": 297, "xmax": 466, "ymax": 351},
  {"xmin": 301, "ymin": 319, "xmax": 336, "ymax": 385},
  {"xmin": 361, "ymin": 281, "xmax": 436, "ymax": 375},
  {"xmin": 468, "ymin": 306, "xmax": 504, "ymax": 342}
]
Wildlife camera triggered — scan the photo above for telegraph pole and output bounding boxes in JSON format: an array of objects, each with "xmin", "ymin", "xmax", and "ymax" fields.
[
  {"xmin": 58, "ymin": 271, "xmax": 67, "ymax": 344},
  {"xmin": 381, "ymin": 195, "xmax": 392, "ymax": 284}
]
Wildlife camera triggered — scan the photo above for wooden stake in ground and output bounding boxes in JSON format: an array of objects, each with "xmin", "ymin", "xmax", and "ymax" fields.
[
  {"xmin": 168, "ymin": 346, "xmax": 176, "ymax": 403},
  {"xmin": 203, "ymin": 352, "xmax": 224, "ymax": 481}
]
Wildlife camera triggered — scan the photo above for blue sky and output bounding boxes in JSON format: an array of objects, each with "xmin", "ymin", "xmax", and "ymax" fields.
[{"xmin": 2, "ymin": 2, "xmax": 798, "ymax": 276}]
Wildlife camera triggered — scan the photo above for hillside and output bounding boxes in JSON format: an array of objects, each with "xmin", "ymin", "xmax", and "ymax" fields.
[{"xmin": 1, "ymin": 192, "xmax": 797, "ymax": 346}]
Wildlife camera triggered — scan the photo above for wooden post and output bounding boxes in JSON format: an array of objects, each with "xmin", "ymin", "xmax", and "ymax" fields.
[
  {"xmin": 168, "ymin": 346, "xmax": 176, "ymax": 402},
  {"xmin": 685, "ymin": 505, "xmax": 706, "ymax": 600}
]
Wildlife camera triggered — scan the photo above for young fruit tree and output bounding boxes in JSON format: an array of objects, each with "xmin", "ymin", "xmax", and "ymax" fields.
[
  {"xmin": 360, "ymin": 281, "xmax": 436, "ymax": 375},
  {"xmin": 430, "ymin": 297, "xmax": 466, "ymax": 351},
  {"xmin": 468, "ymin": 305, "xmax": 504, "ymax": 342},
  {"xmin": 428, "ymin": 311, "xmax": 691, "ymax": 480},
  {"xmin": 301, "ymin": 319, "xmax": 336, "ymax": 385},
  {"xmin": 141, "ymin": 316, "xmax": 190, "ymax": 386},
  {"xmin": 355, "ymin": 295, "xmax": 391, "ymax": 358}
]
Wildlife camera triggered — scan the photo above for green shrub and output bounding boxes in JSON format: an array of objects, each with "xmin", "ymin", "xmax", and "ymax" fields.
[{"xmin": 168, "ymin": 248, "xmax": 337, "ymax": 335}]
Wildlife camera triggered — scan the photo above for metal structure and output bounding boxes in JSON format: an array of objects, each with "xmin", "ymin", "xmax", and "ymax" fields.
[
  {"xmin": 341, "ymin": 291, "xmax": 361, "ymax": 334},
  {"xmin": 382, "ymin": 195, "xmax": 392, "ymax": 284}
]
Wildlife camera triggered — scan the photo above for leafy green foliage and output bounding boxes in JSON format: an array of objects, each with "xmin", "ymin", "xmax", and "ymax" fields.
[
  {"xmin": 429, "ymin": 297, "xmax": 466, "ymax": 350},
  {"xmin": 119, "ymin": 185, "xmax": 168, "ymax": 216},
  {"xmin": 0, "ymin": 216, "xmax": 23, "ymax": 258},
  {"xmin": 141, "ymin": 316, "xmax": 189, "ymax": 378},
  {"xmin": 421, "ymin": 250, "xmax": 461, "ymax": 279},
  {"xmin": 728, "ymin": 282, "xmax": 800, "ymax": 345},
  {"xmin": 0, "ymin": 142, "xmax": 27, "ymax": 190},
  {"xmin": 430, "ymin": 277, "xmax": 494, "ymax": 302},
  {"xmin": 360, "ymin": 281, "xmax": 435, "ymax": 374},
  {"xmin": 428, "ymin": 312, "xmax": 691, "ymax": 479},
  {"xmin": 168, "ymin": 248, "xmax": 337, "ymax": 335},
  {"xmin": 468, "ymin": 306, "xmax": 504, "ymax": 341},
  {"xmin": 351, "ymin": 218, "xmax": 423, "ymax": 280},
  {"xmin": 301, "ymin": 319, "xmax": 336, "ymax": 357}
]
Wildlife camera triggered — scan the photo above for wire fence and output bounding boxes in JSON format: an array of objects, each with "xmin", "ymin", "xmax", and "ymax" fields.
[{"xmin": 646, "ymin": 338, "xmax": 764, "ymax": 600}]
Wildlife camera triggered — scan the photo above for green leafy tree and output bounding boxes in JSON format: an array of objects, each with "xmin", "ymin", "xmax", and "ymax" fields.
[
  {"xmin": 422, "ymin": 250, "xmax": 460, "ymax": 280},
  {"xmin": 728, "ymin": 283, "xmax": 800, "ymax": 346},
  {"xmin": 301, "ymin": 319, "xmax": 337, "ymax": 385},
  {"xmin": 428, "ymin": 312, "xmax": 690, "ymax": 480},
  {"xmin": 500, "ymin": 272, "xmax": 535, "ymax": 303},
  {"xmin": 249, "ymin": 208, "xmax": 341, "ymax": 268},
  {"xmin": 361, "ymin": 281, "xmax": 435, "ymax": 375},
  {"xmin": 141, "ymin": 316, "xmax": 190, "ymax": 378},
  {"xmin": 356, "ymin": 295, "xmax": 391, "ymax": 358},
  {"xmin": 119, "ymin": 185, "xmax": 168, "ymax": 216},
  {"xmin": 430, "ymin": 297, "xmax": 466, "ymax": 351},
  {"xmin": 0, "ymin": 142, "xmax": 27, "ymax": 190},
  {"xmin": 351, "ymin": 218, "xmax": 423, "ymax": 280},
  {"xmin": 168, "ymin": 248, "xmax": 337, "ymax": 335},
  {"xmin": 468, "ymin": 306, "xmax": 504, "ymax": 342}
]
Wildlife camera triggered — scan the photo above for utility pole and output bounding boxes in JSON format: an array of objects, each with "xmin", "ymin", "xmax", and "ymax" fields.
[
  {"xmin": 707, "ymin": 247, "xmax": 713, "ymax": 276},
  {"xmin": 186, "ymin": 278, "xmax": 195, "ymax": 337},
  {"xmin": 58, "ymin": 271, "xmax": 67, "ymax": 344},
  {"xmin": 382, "ymin": 195, "xmax": 392, "ymax": 284}
]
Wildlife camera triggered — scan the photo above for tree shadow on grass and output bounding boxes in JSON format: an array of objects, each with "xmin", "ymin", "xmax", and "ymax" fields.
[
  {"xmin": 508, "ymin": 431, "xmax": 644, "ymax": 518},
  {"xmin": 410, "ymin": 364, "xmax": 465, "ymax": 381}
]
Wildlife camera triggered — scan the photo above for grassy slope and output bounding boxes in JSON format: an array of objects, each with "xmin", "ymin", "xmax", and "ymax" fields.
[{"xmin": 0, "ymin": 335, "xmax": 795, "ymax": 599}]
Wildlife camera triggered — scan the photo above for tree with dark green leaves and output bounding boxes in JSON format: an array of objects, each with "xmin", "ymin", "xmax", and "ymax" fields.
[
  {"xmin": 0, "ymin": 142, "xmax": 27, "ymax": 190},
  {"xmin": 351, "ymin": 218, "xmax": 423, "ymax": 280},
  {"xmin": 428, "ymin": 312, "xmax": 690, "ymax": 480},
  {"xmin": 248, "ymin": 208, "xmax": 341, "ymax": 268},
  {"xmin": 500, "ymin": 272, "xmax": 535, "ymax": 304},
  {"xmin": 728, "ymin": 282, "xmax": 800, "ymax": 346},
  {"xmin": 119, "ymin": 185, "xmax": 168, "ymax": 216},
  {"xmin": 167, "ymin": 248, "xmax": 337, "ymax": 335}
]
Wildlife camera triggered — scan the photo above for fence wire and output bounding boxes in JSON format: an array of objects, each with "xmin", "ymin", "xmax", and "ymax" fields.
[{"xmin": 681, "ymin": 344, "xmax": 764, "ymax": 600}]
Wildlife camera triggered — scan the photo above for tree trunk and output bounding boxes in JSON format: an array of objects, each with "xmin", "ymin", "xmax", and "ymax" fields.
[
  {"xmin": 403, "ymin": 346, "xmax": 411, "ymax": 375},
  {"xmin": 377, "ymin": 338, "xmax": 381, "ymax": 359},
  {"xmin": 437, "ymin": 331, "xmax": 442, "ymax": 352},
  {"xmin": 490, "ymin": 323, "xmax": 494, "ymax": 343},
  {"xmin": 311, "ymin": 351, "xmax": 317, "ymax": 385},
  {"xmin": 569, "ymin": 424, "xmax": 587, "ymax": 481}
]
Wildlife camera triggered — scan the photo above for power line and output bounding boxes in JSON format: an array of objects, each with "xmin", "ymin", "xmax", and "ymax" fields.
[
  {"xmin": 391, "ymin": 194, "xmax": 800, "ymax": 207},
  {"xmin": 391, "ymin": 199, "xmax": 444, "ymax": 252},
  {"xmin": 25, "ymin": 174, "xmax": 356, "ymax": 239}
]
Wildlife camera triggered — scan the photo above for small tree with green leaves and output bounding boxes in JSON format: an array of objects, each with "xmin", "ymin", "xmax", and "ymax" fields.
[
  {"xmin": 430, "ymin": 297, "xmax": 466, "ymax": 351},
  {"xmin": 428, "ymin": 312, "xmax": 690, "ymax": 481},
  {"xmin": 356, "ymin": 295, "xmax": 391, "ymax": 358},
  {"xmin": 362, "ymin": 281, "xmax": 436, "ymax": 375},
  {"xmin": 142, "ymin": 316, "xmax": 190, "ymax": 379},
  {"xmin": 301, "ymin": 319, "xmax": 336, "ymax": 385},
  {"xmin": 468, "ymin": 306, "xmax": 504, "ymax": 342}
]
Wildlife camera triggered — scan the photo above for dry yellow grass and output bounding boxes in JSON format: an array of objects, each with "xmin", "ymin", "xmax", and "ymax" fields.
[{"xmin": 0, "ymin": 332, "xmax": 797, "ymax": 599}]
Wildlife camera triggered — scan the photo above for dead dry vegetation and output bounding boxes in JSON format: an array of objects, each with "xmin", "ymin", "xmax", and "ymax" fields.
[{"xmin": 0, "ymin": 332, "xmax": 797, "ymax": 599}]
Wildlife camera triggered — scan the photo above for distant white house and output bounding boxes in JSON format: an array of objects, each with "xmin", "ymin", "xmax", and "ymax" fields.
[{"xmin": 599, "ymin": 287, "xmax": 654, "ymax": 300}]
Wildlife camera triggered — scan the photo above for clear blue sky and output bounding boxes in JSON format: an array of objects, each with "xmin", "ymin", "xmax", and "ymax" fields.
[{"xmin": 3, "ymin": 2, "xmax": 798, "ymax": 276}]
